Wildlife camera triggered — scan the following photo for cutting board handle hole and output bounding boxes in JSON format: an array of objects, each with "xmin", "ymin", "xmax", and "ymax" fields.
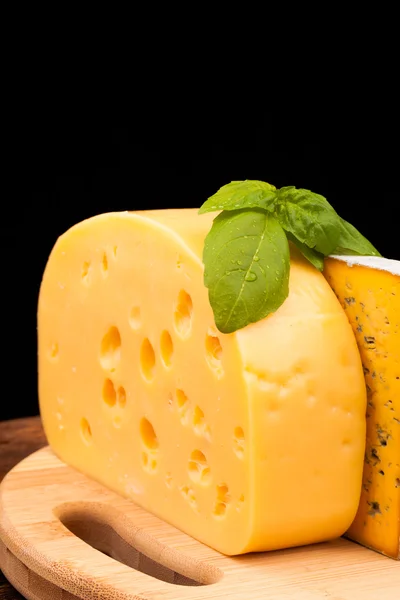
[{"xmin": 55, "ymin": 502, "xmax": 223, "ymax": 587}]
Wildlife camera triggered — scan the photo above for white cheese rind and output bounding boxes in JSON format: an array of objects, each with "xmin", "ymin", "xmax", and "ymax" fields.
[{"xmin": 330, "ymin": 255, "xmax": 400, "ymax": 276}]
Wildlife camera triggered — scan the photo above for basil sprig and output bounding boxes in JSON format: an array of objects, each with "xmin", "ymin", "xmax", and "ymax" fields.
[{"xmin": 199, "ymin": 180, "xmax": 380, "ymax": 333}]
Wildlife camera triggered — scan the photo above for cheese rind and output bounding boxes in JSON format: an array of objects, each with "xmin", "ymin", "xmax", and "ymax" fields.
[
  {"xmin": 324, "ymin": 255, "xmax": 400, "ymax": 560},
  {"xmin": 38, "ymin": 209, "xmax": 367, "ymax": 555}
]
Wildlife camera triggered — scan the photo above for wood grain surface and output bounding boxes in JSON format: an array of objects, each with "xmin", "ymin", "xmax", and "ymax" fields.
[
  {"xmin": 0, "ymin": 430, "xmax": 399, "ymax": 600},
  {"xmin": 0, "ymin": 417, "xmax": 47, "ymax": 600}
]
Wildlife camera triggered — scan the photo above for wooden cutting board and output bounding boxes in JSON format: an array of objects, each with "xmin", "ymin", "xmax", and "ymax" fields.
[{"xmin": 0, "ymin": 447, "xmax": 398, "ymax": 600}]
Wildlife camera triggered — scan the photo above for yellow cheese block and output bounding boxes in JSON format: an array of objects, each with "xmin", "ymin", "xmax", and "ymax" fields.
[
  {"xmin": 38, "ymin": 209, "xmax": 367, "ymax": 555},
  {"xmin": 324, "ymin": 255, "xmax": 400, "ymax": 560}
]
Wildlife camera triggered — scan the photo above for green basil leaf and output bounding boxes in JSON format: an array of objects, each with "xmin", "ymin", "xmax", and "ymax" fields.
[
  {"xmin": 275, "ymin": 186, "xmax": 341, "ymax": 255},
  {"xmin": 286, "ymin": 232, "xmax": 325, "ymax": 271},
  {"xmin": 199, "ymin": 180, "xmax": 277, "ymax": 214},
  {"xmin": 203, "ymin": 208, "xmax": 289, "ymax": 333},
  {"xmin": 333, "ymin": 218, "xmax": 382, "ymax": 257}
]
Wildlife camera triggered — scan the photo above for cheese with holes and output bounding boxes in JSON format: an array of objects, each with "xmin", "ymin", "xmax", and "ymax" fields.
[
  {"xmin": 38, "ymin": 209, "xmax": 367, "ymax": 556},
  {"xmin": 324, "ymin": 255, "xmax": 400, "ymax": 560}
]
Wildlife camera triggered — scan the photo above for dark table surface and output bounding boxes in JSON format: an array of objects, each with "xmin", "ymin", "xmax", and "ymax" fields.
[{"xmin": 0, "ymin": 417, "xmax": 47, "ymax": 599}]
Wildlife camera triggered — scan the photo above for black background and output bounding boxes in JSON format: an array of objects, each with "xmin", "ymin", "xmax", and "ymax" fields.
[{"xmin": 2, "ymin": 126, "xmax": 398, "ymax": 422}]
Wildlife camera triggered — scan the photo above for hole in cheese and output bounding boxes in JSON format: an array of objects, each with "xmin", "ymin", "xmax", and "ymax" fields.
[
  {"xmin": 81, "ymin": 261, "xmax": 91, "ymax": 285},
  {"xmin": 117, "ymin": 386, "xmax": 126, "ymax": 407},
  {"xmin": 103, "ymin": 379, "xmax": 117, "ymax": 407},
  {"xmin": 180, "ymin": 485, "xmax": 198, "ymax": 510},
  {"xmin": 237, "ymin": 494, "xmax": 245, "ymax": 512},
  {"xmin": 174, "ymin": 290, "xmax": 193, "ymax": 338},
  {"xmin": 142, "ymin": 451, "xmax": 157, "ymax": 472},
  {"xmin": 213, "ymin": 502, "xmax": 227, "ymax": 517},
  {"xmin": 233, "ymin": 427, "xmax": 245, "ymax": 459},
  {"xmin": 80, "ymin": 417, "xmax": 92, "ymax": 445},
  {"xmin": 101, "ymin": 252, "xmax": 109, "ymax": 276},
  {"xmin": 213, "ymin": 484, "xmax": 231, "ymax": 518},
  {"xmin": 193, "ymin": 406, "xmax": 205, "ymax": 434},
  {"xmin": 193, "ymin": 406, "xmax": 211, "ymax": 441},
  {"xmin": 217, "ymin": 484, "xmax": 230, "ymax": 501},
  {"xmin": 205, "ymin": 330, "xmax": 223, "ymax": 378},
  {"xmin": 140, "ymin": 417, "xmax": 159, "ymax": 451},
  {"xmin": 129, "ymin": 306, "xmax": 141, "ymax": 330},
  {"xmin": 140, "ymin": 338, "xmax": 156, "ymax": 381},
  {"xmin": 160, "ymin": 330, "xmax": 173, "ymax": 368},
  {"xmin": 176, "ymin": 389, "xmax": 190, "ymax": 424},
  {"xmin": 188, "ymin": 450, "xmax": 211, "ymax": 485},
  {"xmin": 100, "ymin": 326, "xmax": 121, "ymax": 372}
]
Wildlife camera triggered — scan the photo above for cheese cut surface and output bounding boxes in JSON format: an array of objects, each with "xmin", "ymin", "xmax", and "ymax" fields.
[
  {"xmin": 324, "ymin": 255, "xmax": 400, "ymax": 560},
  {"xmin": 38, "ymin": 209, "xmax": 367, "ymax": 556}
]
